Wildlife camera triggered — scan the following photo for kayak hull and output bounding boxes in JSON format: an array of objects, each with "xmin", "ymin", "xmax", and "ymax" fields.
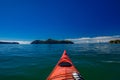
[{"xmin": 46, "ymin": 50, "xmax": 84, "ymax": 80}]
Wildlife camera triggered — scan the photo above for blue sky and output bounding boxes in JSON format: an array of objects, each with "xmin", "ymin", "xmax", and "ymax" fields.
[{"xmin": 0, "ymin": 0, "xmax": 120, "ymax": 41}]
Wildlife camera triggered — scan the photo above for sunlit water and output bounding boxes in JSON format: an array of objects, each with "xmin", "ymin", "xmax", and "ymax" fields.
[{"xmin": 0, "ymin": 43, "xmax": 120, "ymax": 80}]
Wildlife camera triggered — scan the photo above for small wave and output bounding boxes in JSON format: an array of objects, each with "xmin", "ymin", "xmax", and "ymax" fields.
[{"xmin": 102, "ymin": 60, "xmax": 120, "ymax": 63}]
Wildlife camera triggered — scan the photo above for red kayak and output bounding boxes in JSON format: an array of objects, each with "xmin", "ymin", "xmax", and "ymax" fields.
[{"xmin": 47, "ymin": 50, "xmax": 84, "ymax": 80}]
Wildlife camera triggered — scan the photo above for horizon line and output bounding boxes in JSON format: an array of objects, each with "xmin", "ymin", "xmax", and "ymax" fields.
[{"xmin": 0, "ymin": 35, "xmax": 119, "ymax": 44}]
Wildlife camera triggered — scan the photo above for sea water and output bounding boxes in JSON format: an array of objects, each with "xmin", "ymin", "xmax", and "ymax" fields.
[{"xmin": 0, "ymin": 43, "xmax": 120, "ymax": 80}]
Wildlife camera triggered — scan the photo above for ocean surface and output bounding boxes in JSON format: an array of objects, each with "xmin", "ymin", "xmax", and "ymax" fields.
[{"xmin": 0, "ymin": 43, "xmax": 120, "ymax": 80}]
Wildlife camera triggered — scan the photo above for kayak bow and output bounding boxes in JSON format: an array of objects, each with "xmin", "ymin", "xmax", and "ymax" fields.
[{"xmin": 47, "ymin": 50, "xmax": 84, "ymax": 80}]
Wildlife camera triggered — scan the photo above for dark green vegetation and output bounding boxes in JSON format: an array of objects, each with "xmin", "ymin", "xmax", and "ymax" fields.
[
  {"xmin": 0, "ymin": 41, "xmax": 19, "ymax": 44},
  {"xmin": 109, "ymin": 40, "xmax": 120, "ymax": 44},
  {"xmin": 31, "ymin": 39, "xmax": 74, "ymax": 44}
]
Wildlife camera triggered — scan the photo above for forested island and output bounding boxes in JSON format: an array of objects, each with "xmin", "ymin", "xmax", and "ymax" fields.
[
  {"xmin": 31, "ymin": 39, "xmax": 74, "ymax": 44},
  {"xmin": 109, "ymin": 40, "xmax": 120, "ymax": 44},
  {"xmin": 0, "ymin": 41, "xmax": 19, "ymax": 44}
]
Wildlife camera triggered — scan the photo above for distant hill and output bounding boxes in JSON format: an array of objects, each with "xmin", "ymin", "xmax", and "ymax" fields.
[
  {"xmin": 109, "ymin": 40, "xmax": 120, "ymax": 44},
  {"xmin": 0, "ymin": 41, "xmax": 19, "ymax": 44},
  {"xmin": 31, "ymin": 39, "xmax": 74, "ymax": 44}
]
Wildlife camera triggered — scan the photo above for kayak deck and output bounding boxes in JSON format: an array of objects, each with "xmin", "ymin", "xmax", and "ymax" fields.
[{"xmin": 47, "ymin": 50, "xmax": 84, "ymax": 80}]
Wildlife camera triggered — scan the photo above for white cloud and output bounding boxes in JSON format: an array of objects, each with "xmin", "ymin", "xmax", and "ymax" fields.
[
  {"xmin": 66, "ymin": 35, "xmax": 120, "ymax": 44},
  {"xmin": 17, "ymin": 41, "xmax": 31, "ymax": 44},
  {"xmin": 0, "ymin": 40, "xmax": 31, "ymax": 44}
]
